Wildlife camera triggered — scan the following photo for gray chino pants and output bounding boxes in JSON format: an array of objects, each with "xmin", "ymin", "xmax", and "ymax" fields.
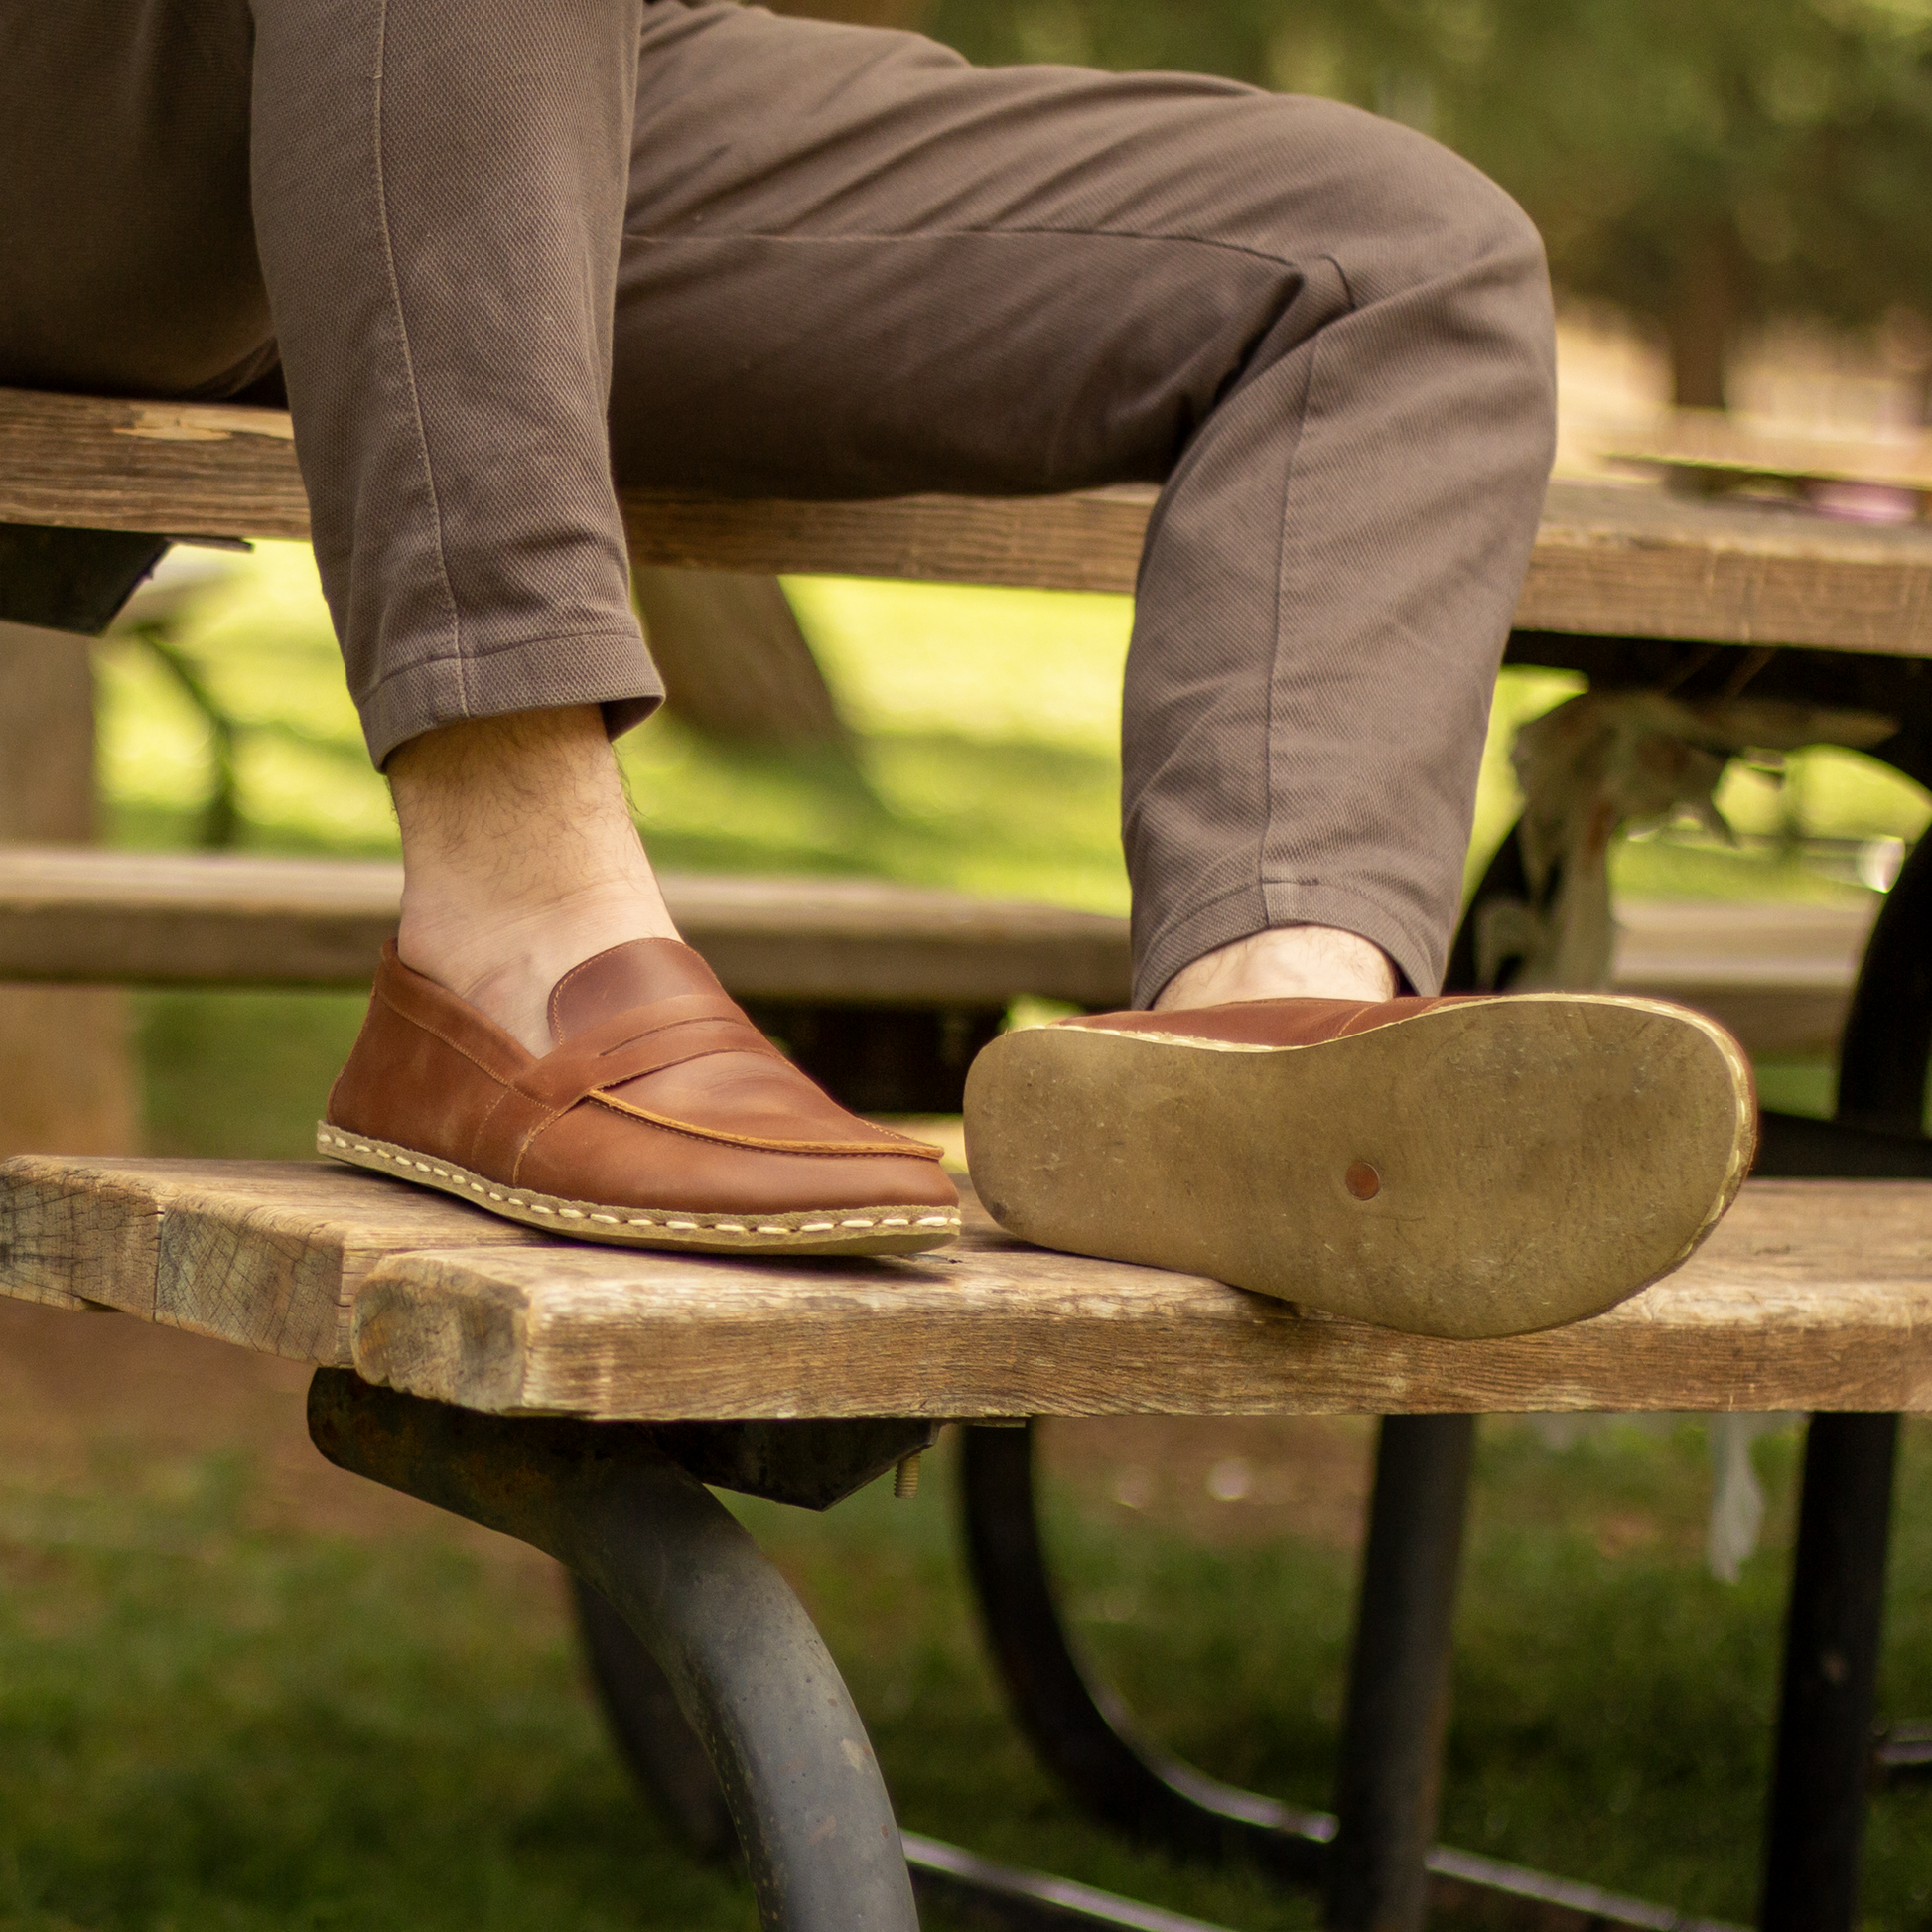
[{"xmin": 0, "ymin": 0, "xmax": 1556, "ymax": 1002}]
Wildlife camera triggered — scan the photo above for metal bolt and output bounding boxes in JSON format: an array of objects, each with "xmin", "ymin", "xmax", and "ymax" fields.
[{"xmin": 894, "ymin": 1451, "xmax": 922, "ymax": 1500}]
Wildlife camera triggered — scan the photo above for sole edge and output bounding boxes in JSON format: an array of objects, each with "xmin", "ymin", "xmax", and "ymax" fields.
[{"xmin": 316, "ymin": 1124, "xmax": 961, "ymax": 1259}]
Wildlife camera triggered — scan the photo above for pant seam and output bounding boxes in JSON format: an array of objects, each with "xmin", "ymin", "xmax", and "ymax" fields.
[
  {"xmin": 359, "ymin": 624, "xmax": 645, "ymax": 683},
  {"xmin": 1258, "ymin": 257, "xmax": 1350, "ymax": 931},
  {"xmin": 370, "ymin": 0, "xmax": 466, "ymax": 712},
  {"xmin": 623, "ymin": 225, "xmax": 1318, "ymax": 275}
]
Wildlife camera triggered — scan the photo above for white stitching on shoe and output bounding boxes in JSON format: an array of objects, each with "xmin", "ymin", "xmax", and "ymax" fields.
[{"xmin": 341, "ymin": 1133, "xmax": 957, "ymax": 1247}]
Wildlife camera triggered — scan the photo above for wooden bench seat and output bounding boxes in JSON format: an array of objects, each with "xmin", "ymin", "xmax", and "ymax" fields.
[
  {"xmin": 6, "ymin": 1154, "xmax": 1926, "ymax": 1420},
  {"xmin": 0, "ymin": 844, "xmax": 1131, "ymax": 1006},
  {"xmin": 0, "ymin": 845, "xmax": 1872, "ymax": 1058}
]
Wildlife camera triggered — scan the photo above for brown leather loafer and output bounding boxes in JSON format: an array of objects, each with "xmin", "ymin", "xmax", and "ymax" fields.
[
  {"xmin": 963, "ymin": 991, "xmax": 1755, "ymax": 1338},
  {"xmin": 319, "ymin": 938, "xmax": 960, "ymax": 1256}
]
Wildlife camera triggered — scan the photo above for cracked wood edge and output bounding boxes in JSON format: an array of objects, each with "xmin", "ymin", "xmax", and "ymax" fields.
[{"xmin": 0, "ymin": 1156, "xmax": 545, "ymax": 1363}]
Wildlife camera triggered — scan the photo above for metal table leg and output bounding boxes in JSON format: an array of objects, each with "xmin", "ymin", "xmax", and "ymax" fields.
[
  {"xmin": 1752, "ymin": 820, "xmax": 1926, "ymax": 1928},
  {"xmin": 306, "ymin": 1370, "xmax": 920, "ymax": 1932},
  {"xmin": 957, "ymin": 1422, "xmax": 1735, "ymax": 1932},
  {"xmin": 1326, "ymin": 1415, "xmax": 1476, "ymax": 1932},
  {"xmin": 1760, "ymin": 1414, "xmax": 1899, "ymax": 1932}
]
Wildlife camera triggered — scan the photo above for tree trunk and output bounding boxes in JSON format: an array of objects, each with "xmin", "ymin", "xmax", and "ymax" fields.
[
  {"xmin": 633, "ymin": 568, "xmax": 852, "ymax": 753},
  {"xmin": 1667, "ymin": 226, "xmax": 1749, "ymax": 411},
  {"xmin": 0, "ymin": 623, "xmax": 139, "ymax": 1158}
]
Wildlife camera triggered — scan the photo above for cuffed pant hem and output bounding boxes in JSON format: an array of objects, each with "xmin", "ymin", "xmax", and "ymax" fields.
[
  {"xmin": 1133, "ymin": 878, "xmax": 1448, "ymax": 1010},
  {"xmin": 358, "ymin": 628, "xmax": 664, "ymax": 768}
]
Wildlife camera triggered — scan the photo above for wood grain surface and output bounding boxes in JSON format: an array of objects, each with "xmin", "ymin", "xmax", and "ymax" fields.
[
  {"xmin": 4, "ymin": 1156, "xmax": 1927, "ymax": 1418},
  {"xmin": 0, "ymin": 1157, "xmax": 544, "ymax": 1363},
  {"xmin": 0, "ymin": 846, "xmax": 1133, "ymax": 1005},
  {"xmin": 10, "ymin": 388, "xmax": 1932, "ymax": 653}
]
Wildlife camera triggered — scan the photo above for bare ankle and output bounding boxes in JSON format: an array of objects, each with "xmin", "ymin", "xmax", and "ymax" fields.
[
  {"xmin": 1155, "ymin": 925, "xmax": 1398, "ymax": 1010},
  {"xmin": 388, "ymin": 707, "xmax": 679, "ymax": 1052}
]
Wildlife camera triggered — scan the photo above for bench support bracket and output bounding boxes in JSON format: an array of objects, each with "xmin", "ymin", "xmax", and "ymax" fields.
[{"xmin": 306, "ymin": 1370, "xmax": 919, "ymax": 1932}]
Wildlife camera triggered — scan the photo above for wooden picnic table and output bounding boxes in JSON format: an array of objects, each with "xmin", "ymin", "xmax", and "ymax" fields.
[
  {"xmin": 9, "ymin": 383, "xmax": 1932, "ymax": 1932},
  {"xmin": 2, "ymin": 1150, "xmax": 1924, "ymax": 1932}
]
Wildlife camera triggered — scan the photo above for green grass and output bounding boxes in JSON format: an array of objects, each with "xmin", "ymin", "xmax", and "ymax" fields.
[
  {"xmin": 57, "ymin": 548, "xmax": 1932, "ymax": 1926},
  {"xmin": 7, "ymin": 1420, "xmax": 1932, "ymax": 1928}
]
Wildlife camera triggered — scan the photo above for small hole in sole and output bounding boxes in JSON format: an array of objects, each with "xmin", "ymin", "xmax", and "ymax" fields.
[{"xmin": 1345, "ymin": 1161, "xmax": 1382, "ymax": 1202}]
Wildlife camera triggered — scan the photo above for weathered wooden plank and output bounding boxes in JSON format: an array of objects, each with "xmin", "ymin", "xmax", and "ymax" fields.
[
  {"xmin": 0, "ymin": 847, "xmax": 1134, "ymax": 1005},
  {"xmin": 347, "ymin": 1178, "xmax": 1932, "ymax": 1420},
  {"xmin": 0, "ymin": 1156, "xmax": 545, "ymax": 1363},
  {"xmin": 4, "ymin": 1157, "xmax": 1928, "ymax": 1417},
  {"xmin": 10, "ymin": 388, "xmax": 1932, "ymax": 652},
  {"xmin": 0, "ymin": 848, "xmax": 1866, "ymax": 1053},
  {"xmin": 0, "ymin": 389, "xmax": 310, "ymax": 541},
  {"xmin": 0, "ymin": 1156, "xmax": 158, "ymax": 1313},
  {"xmin": 621, "ymin": 487, "xmax": 1153, "ymax": 596},
  {"xmin": 1518, "ymin": 484, "xmax": 1932, "ymax": 656}
]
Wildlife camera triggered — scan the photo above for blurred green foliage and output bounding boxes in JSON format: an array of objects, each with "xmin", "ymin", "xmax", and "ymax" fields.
[{"xmin": 929, "ymin": 0, "xmax": 1932, "ymax": 403}]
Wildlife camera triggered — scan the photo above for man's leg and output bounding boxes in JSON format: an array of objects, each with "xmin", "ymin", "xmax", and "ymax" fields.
[
  {"xmin": 4, "ymin": 1, "xmax": 1539, "ymax": 1045},
  {"xmin": 1, "ymin": 0, "xmax": 681, "ymax": 1057},
  {"xmin": 601, "ymin": 3, "xmax": 1555, "ymax": 1010},
  {"xmin": 244, "ymin": 0, "xmax": 697, "ymax": 1052},
  {"xmin": 591, "ymin": 7, "xmax": 1749, "ymax": 1339}
]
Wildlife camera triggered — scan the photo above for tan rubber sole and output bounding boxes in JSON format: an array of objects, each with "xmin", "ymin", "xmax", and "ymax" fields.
[
  {"xmin": 316, "ymin": 1124, "xmax": 961, "ymax": 1258},
  {"xmin": 961, "ymin": 995, "xmax": 1756, "ymax": 1338}
]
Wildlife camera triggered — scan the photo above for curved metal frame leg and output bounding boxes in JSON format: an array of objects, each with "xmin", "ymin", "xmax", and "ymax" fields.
[
  {"xmin": 958, "ymin": 1423, "xmax": 1753, "ymax": 1932},
  {"xmin": 572, "ymin": 1573, "xmax": 737, "ymax": 1862},
  {"xmin": 307, "ymin": 1370, "xmax": 919, "ymax": 1932},
  {"xmin": 958, "ymin": 1421, "xmax": 1331, "ymax": 1883}
]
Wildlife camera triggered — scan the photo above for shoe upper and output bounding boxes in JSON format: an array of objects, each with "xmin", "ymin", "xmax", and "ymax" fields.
[{"xmin": 328, "ymin": 939, "xmax": 958, "ymax": 1215}]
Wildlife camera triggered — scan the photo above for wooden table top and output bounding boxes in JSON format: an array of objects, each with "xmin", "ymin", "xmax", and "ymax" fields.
[
  {"xmin": 5, "ymin": 1154, "xmax": 1929, "ymax": 1421},
  {"xmin": 7, "ymin": 386, "xmax": 1932, "ymax": 656}
]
